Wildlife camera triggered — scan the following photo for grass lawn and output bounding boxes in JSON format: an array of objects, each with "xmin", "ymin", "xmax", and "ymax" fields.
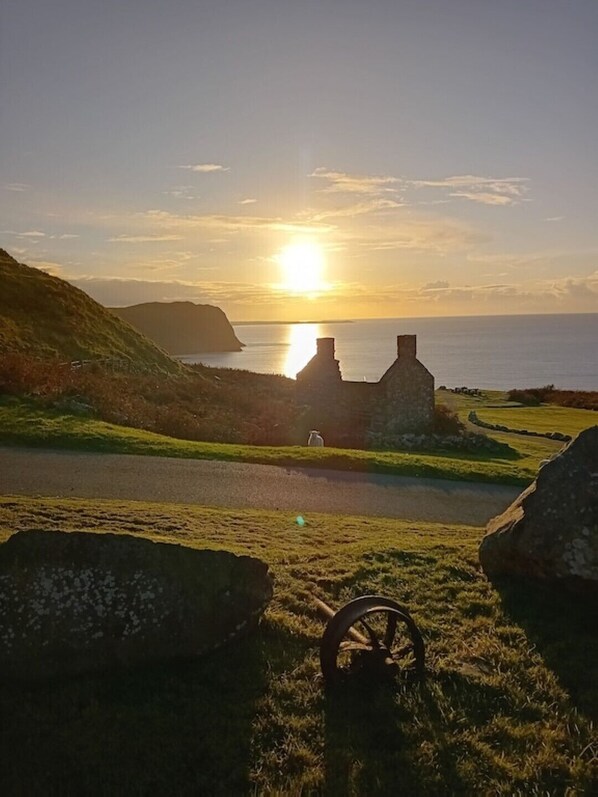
[
  {"xmin": 440, "ymin": 388, "xmax": 598, "ymax": 437},
  {"xmin": 0, "ymin": 497, "xmax": 596, "ymax": 795},
  {"xmin": 473, "ymin": 405, "xmax": 598, "ymax": 438},
  {"xmin": 0, "ymin": 399, "xmax": 564, "ymax": 486}
]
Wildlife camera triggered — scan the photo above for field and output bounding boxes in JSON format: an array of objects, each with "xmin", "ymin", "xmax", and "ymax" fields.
[
  {"xmin": 0, "ymin": 496, "xmax": 595, "ymax": 795},
  {"xmin": 471, "ymin": 405, "xmax": 597, "ymax": 438}
]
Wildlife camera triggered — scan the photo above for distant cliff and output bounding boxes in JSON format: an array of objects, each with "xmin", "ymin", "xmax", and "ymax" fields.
[
  {"xmin": 109, "ymin": 302, "xmax": 243, "ymax": 355},
  {"xmin": 0, "ymin": 249, "xmax": 178, "ymax": 371}
]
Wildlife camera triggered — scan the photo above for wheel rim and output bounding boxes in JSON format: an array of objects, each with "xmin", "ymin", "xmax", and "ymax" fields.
[{"xmin": 319, "ymin": 595, "xmax": 425, "ymax": 684}]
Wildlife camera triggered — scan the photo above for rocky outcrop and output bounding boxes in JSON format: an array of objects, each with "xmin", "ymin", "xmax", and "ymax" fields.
[
  {"xmin": 110, "ymin": 301, "xmax": 243, "ymax": 355},
  {"xmin": 479, "ymin": 426, "xmax": 598, "ymax": 593},
  {"xmin": 0, "ymin": 530, "xmax": 273, "ymax": 680}
]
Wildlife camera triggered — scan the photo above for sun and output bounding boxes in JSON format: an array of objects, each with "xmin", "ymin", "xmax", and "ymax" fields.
[{"xmin": 278, "ymin": 240, "xmax": 327, "ymax": 294}]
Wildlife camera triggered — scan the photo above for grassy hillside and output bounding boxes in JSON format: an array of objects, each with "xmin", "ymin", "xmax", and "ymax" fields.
[
  {"xmin": 110, "ymin": 301, "xmax": 243, "ymax": 354},
  {"xmin": 0, "ymin": 249, "xmax": 178, "ymax": 371},
  {"xmin": 0, "ymin": 497, "xmax": 595, "ymax": 795}
]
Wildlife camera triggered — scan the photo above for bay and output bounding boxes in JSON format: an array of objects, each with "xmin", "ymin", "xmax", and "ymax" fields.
[{"xmin": 180, "ymin": 313, "xmax": 598, "ymax": 391}]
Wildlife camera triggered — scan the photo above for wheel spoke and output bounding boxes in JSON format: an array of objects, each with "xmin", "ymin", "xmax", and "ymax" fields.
[
  {"xmin": 384, "ymin": 613, "xmax": 397, "ymax": 649},
  {"xmin": 339, "ymin": 641, "xmax": 371, "ymax": 653},
  {"xmin": 356, "ymin": 618, "xmax": 382, "ymax": 648},
  {"xmin": 391, "ymin": 642, "xmax": 414, "ymax": 659}
]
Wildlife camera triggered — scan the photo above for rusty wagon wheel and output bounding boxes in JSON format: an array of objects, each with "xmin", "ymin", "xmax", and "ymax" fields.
[{"xmin": 319, "ymin": 595, "xmax": 425, "ymax": 685}]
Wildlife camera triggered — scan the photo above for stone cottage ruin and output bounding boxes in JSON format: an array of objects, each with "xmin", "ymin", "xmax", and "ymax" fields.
[{"xmin": 296, "ymin": 335, "xmax": 434, "ymax": 446}]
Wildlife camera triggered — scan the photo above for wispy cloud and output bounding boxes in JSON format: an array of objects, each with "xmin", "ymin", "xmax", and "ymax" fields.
[
  {"xmin": 410, "ymin": 174, "xmax": 529, "ymax": 206},
  {"xmin": 141, "ymin": 209, "xmax": 334, "ymax": 236},
  {"xmin": 70, "ymin": 274, "xmax": 276, "ymax": 308},
  {"xmin": 179, "ymin": 163, "xmax": 229, "ymax": 173},
  {"xmin": 163, "ymin": 185, "xmax": 199, "ymax": 200},
  {"xmin": 309, "ymin": 168, "xmax": 529, "ymax": 207},
  {"xmin": 412, "ymin": 272, "xmax": 598, "ymax": 306},
  {"xmin": 239, "ymin": 198, "xmax": 257, "ymax": 204},
  {"xmin": 309, "ymin": 168, "xmax": 400, "ymax": 195},
  {"xmin": 545, "ymin": 216, "xmax": 564, "ymax": 222},
  {"xmin": 320, "ymin": 272, "xmax": 598, "ymax": 314},
  {"xmin": 108, "ymin": 234, "xmax": 184, "ymax": 243},
  {"xmin": 308, "ymin": 197, "xmax": 403, "ymax": 222},
  {"xmin": 28, "ymin": 260, "xmax": 66, "ymax": 276},
  {"xmin": 2, "ymin": 182, "xmax": 29, "ymax": 192},
  {"xmin": 450, "ymin": 191, "xmax": 514, "ymax": 206},
  {"xmin": 0, "ymin": 229, "xmax": 45, "ymax": 238},
  {"xmin": 349, "ymin": 216, "xmax": 487, "ymax": 253}
]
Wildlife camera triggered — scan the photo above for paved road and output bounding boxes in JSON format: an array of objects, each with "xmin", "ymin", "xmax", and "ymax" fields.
[{"xmin": 0, "ymin": 447, "xmax": 520, "ymax": 525}]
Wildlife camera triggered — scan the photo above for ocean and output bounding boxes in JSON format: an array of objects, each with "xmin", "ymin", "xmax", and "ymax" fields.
[{"xmin": 180, "ymin": 313, "xmax": 598, "ymax": 391}]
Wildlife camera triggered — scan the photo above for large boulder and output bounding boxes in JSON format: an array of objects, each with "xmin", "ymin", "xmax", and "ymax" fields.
[
  {"xmin": 0, "ymin": 530, "xmax": 273, "ymax": 680},
  {"xmin": 479, "ymin": 425, "xmax": 598, "ymax": 593}
]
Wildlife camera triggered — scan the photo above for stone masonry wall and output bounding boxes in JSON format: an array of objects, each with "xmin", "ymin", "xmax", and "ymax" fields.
[
  {"xmin": 378, "ymin": 361, "xmax": 435, "ymax": 434},
  {"xmin": 296, "ymin": 335, "xmax": 435, "ymax": 443}
]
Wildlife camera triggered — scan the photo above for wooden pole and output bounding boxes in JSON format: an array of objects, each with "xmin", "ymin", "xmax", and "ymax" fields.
[{"xmin": 313, "ymin": 597, "xmax": 370, "ymax": 646}]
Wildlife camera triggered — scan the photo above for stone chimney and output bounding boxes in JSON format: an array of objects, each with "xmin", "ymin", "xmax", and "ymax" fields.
[
  {"xmin": 316, "ymin": 337, "xmax": 335, "ymax": 358},
  {"xmin": 397, "ymin": 335, "xmax": 416, "ymax": 359}
]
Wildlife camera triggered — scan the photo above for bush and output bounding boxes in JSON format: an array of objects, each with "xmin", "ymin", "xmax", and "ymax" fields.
[
  {"xmin": 507, "ymin": 385, "xmax": 598, "ymax": 410},
  {"xmin": 0, "ymin": 353, "xmax": 303, "ymax": 447},
  {"xmin": 507, "ymin": 389, "xmax": 541, "ymax": 406},
  {"xmin": 433, "ymin": 403, "xmax": 465, "ymax": 435}
]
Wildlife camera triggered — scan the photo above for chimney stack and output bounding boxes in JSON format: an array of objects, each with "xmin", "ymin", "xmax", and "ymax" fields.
[
  {"xmin": 316, "ymin": 337, "xmax": 335, "ymax": 358},
  {"xmin": 397, "ymin": 335, "xmax": 416, "ymax": 359}
]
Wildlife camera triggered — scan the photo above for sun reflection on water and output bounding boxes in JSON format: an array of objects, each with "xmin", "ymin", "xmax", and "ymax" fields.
[{"xmin": 282, "ymin": 323, "xmax": 320, "ymax": 378}]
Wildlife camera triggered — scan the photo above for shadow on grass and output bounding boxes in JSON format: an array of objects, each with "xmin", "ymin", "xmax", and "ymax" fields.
[
  {"xmin": 323, "ymin": 678, "xmax": 418, "ymax": 795},
  {"xmin": 0, "ymin": 631, "xmax": 278, "ymax": 796},
  {"xmin": 493, "ymin": 577, "xmax": 598, "ymax": 718}
]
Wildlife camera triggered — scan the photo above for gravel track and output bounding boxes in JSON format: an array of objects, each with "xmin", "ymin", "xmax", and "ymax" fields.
[{"xmin": 0, "ymin": 447, "xmax": 521, "ymax": 525}]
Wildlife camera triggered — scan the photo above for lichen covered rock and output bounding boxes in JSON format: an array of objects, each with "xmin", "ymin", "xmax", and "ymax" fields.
[
  {"xmin": 479, "ymin": 425, "xmax": 598, "ymax": 593},
  {"xmin": 0, "ymin": 530, "xmax": 273, "ymax": 680}
]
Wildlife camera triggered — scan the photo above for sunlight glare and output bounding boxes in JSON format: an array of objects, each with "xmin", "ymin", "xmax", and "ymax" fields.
[
  {"xmin": 282, "ymin": 322, "xmax": 320, "ymax": 378},
  {"xmin": 278, "ymin": 240, "xmax": 327, "ymax": 294}
]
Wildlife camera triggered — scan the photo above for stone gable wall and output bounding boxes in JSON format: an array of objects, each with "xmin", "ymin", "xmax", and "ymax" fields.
[
  {"xmin": 296, "ymin": 336, "xmax": 435, "ymax": 442},
  {"xmin": 378, "ymin": 360, "xmax": 435, "ymax": 433}
]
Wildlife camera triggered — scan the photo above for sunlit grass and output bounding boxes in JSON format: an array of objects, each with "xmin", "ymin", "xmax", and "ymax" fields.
[
  {"xmin": 0, "ymin": 400, "xmax": 546, "ymax": 485},
  {"xmin": 0, "ymin": 496, "xmax": 595, "ymax": 795},
  {"xmin": 440, "ymin": 388, "xmax": 598, "ymax": 438},
  {"xmin": 474, "ymin": 405, "xmax": 597, "ymax": 437}
]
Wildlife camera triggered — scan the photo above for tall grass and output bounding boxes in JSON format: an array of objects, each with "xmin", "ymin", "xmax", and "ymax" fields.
[{"xmin": 0, "ymin": 353, "xmax": 303, "ymax": 446}]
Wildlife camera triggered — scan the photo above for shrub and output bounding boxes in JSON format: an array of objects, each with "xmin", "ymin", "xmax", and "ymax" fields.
[
  {"xmin": 433, "ymin": 403, "xmax": 465, "ymax": 435},
  {"xmin": 507, "ymin": 389, "xmax": 541, "ymax": 406},
  {"xmin": 0, "ymin": 353, "xmax": 303, "ymax": 447}
]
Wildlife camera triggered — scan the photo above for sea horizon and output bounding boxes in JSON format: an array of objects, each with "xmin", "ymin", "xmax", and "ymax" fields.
[
  {"xmin": 181, "ymin": 312, "xmax": 598, "ymax": 392},
  {"xmin": 231, "ymin": 311, "xmax": 598, "ymax": 326}
]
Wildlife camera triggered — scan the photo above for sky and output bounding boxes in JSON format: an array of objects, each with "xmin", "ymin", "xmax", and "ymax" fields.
[{"xmin": 1, "ymin": 0, "xmax": 597, "ymax": 321}]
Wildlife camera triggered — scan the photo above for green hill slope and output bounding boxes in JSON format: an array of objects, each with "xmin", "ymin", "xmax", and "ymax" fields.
[
  {"xmin": 0, "ymin": 249, "xmax": 177, "ymax": 371},
  {"xmin": 109, "ymin": 301, "xmax": 243, "ymax": 355}
]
